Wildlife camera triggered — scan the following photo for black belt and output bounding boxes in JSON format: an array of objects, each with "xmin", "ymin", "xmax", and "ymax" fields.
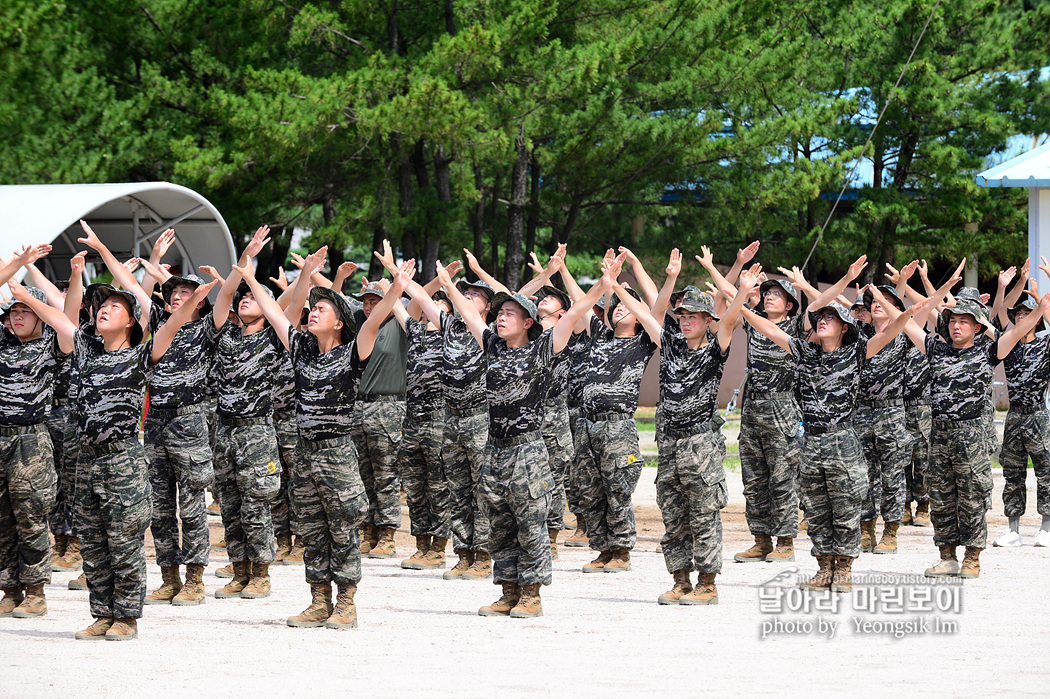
[
  {"xmin": 360, "ymin": 394, "xmax": 405, "ymax": 403},
  {"xmin": 407, "ymin": 407, "xmax": 445, "ymax": 421},
  {"xmin": 932, "ymin": 417, "xmax": 983, "ymax": 429},
  {"xmin": 858, "ymin": 398, "xmax": 904, "ymax": 409},
  {"xmin": 218, "ymin": 414, "xmax": 272, "ymax": 428},
  {"xmin": 80, "ymin": 439, "xmax": 136, "ymax": 456},
  {"xmin": 147, "ymin": 404, "xmax": 203, "ymax": 420},
  {"xmin": 490, "ymin": 431, "xmax": 542, "ymax": 448},
  {"xmin": 584, "ymin": 411, "xmax": 634, "ymax": 423},
  {"xmin": 746, "ymin": 390, "xmax": 794, "ymax": 402},
  {"xmin": 664, "ymin": 420, "xmax": 720, "ymax": 441},
  {"xmin": 904, "ymin": 398, "xmax": 928, "ymax": 408},
  {"xmin": 0, "ymin": 423, "xmax": 46, "ymax": 437},
  {"xmin": 446, "ymin": 405, "xmax": 486, "ymax": 418},
  {"xmin": 300, "ymin": 434, "xmax": 355, "ymax": 451},
  {"xmin": 805, "ymin": 422, "xmax": 851, "ymax": 436},
  {"xmin": 1009, "ymin": 405, "xmax": 1046, "ymax": 415}
]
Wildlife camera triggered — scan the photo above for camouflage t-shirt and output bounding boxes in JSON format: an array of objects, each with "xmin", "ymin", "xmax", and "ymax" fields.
[
  {"xmin": 483, "ymin": 327, "xmax": 557, "ymax": 440},
  {"xmin": 73, "ymin": 328, "xmax": 154, "ymax": 447},
  {"xmin": 856, "ymin": 323, "xmax": 909, "ymax": 402},
  {"xmin": 440, "ymin": 311, "xmax": 488, "ymax": 411},
  {"xmin": 546, "ymin": 331, "xmax": 578, "ymax": 401},
  {"xmin": 925, "ymin": 333, "xmax": 1001, "ymax": 421},
  {"xmin": 902, "ymin": 343, "xmax": 931, "ymax": 402},
  {"xmin": 581, "ymin": 315, "xmax": 657, "ymax": 415},
  {"xmin": 288, "ymin": 327, "xmax": 367, "ymax": 442},
  {"xmin": 744, "ymin": 315, "xmax": 804, "ymax": 394},
  {"xmin": 214, "ymin": 321, "xmax": 284, "ymax": 419},
  {"xmin": 660, "ymin": 327, "xmax": 729, "ymax": 432},
  {"xmin": 565, "ymin": 330, "xmax": 590, "ymax": 408},
  {"xmin": 272, "ymin": 354, "xmax": 297, "ymax": 417},
  {"xmin": 406, "ymin": 316, "xmax": 444, "ymax": 415},
  {"xmin": 0, "ymin": 326, "xmax": 60, "ymax": 426},
  {"xmin": 53, "ymin": 351, "xmax": 73, "ymax": 402},
  {"xmin": 148, "ymin": 314, "xmax": 221, "ymax": 409},
  {"xmin": 788, "ymin": 337, "xmax": 865, "ymax": 432},
  {"xmin": 1003, "ymin": 332, "xmax": 1050, "ymax": 412}
]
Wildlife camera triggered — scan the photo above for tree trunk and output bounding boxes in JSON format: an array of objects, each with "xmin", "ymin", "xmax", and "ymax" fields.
[
  {"xmin": 470, "ymin": 162, "xmax": 486, "ymax": 267},
  {"xmin": 489, "ymin": 172, "xmax": 501, "ymax": 276},
  {"xmin": 558, "ymin": 199, "xmax": 581, "ymax": 244},
  {"xmin": 525, "ymin": 151, "xmax": 539, "ymax": 262},
  {"xmin": 444, "ymin": 0, "xmax": 455, "ymax": 35},
  {"xmin": 368, "ymin": 222, "xmax": 388, "ymax": 281},
  {"xmin": 503, "ymin": 133, "xmax": 529, "ymax": 290}
]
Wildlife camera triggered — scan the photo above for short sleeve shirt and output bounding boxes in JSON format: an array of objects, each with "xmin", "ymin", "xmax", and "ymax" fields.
[
  {"xmin": 271, "ymin": 354, "xmax": 297, "ymax": 417},
  {"xmin": 902, "ymin": 343, "xmax": 930, "ymax": 402},
  {"xmin": 440, "ymin": 311, "xmax": 488, "ymax": 410},
  {"xmin": 148, "ymin": 314, "xmax": 222, "ymax": 409},
  {"xmin": 288, "ymin": 327, "xmax": 367, "ymax": 441},
  {"xmin": 581, "ymin": 315, "xmax": 658, "ymax": 415},
  {"xmin": 788, "ymin": 337, "xmax": 865, "ymax": 432},
  {"xmin": 483, "ymin": 328, "xmax": 557, "ymax": 440},
  {"xmin": 925, "ymin": 333, "xmax": 1001, "ymax": 421},
  {"xmin": 405, "ymin": 316, "xmax": 444, "ymax": 415},
  {"xmin": 565, "ymin": 331, "xmax": 590, "ymax": 408},
  {"xmin": 0, "ymin": 326, "xmax": 60, "ymax": 426},
  {"xmin": 857, "ymin": 323, "xmax": 909, "ymax": 402},
  {"xmin": 354, "ymin": 313, "xmax": 407, "ymax": 397},
  {"xmin": 1003, "ymin": 333, "xmax": 1050, "ymax": 412},
  {"xmin": 660, "ymin": 327, "xmax": 730, "ymax": 432},
  {"xmin": 73, "ymin": 328, "xmax": 154, "ymax": 446},
  {"xmin": 214, "ymin": 321, "xmax": 284, "ymax": 418},
  {"xmin": 744, "ymin": 314, "xmax": 804, "ymax": 393}
]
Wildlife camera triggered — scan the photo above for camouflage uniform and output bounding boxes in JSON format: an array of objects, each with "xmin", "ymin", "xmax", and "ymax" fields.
[
  {"xmin": 272, "ymin": 356, "xmax": 300, "ymax": 542},
  {"xmin": 903, "ymin": 345, "xmax": 932, "ymax": 505},
  {"xmin": 46, "ymin": 352, "xmax": 76, "ymax": 539},
  {"xmin": 999, "ymin": 326, "xmax": 1050, "ymax": 517},
  {"xmin": 565, "ymin": 332, "xmax": 590, "ymax": 515}
]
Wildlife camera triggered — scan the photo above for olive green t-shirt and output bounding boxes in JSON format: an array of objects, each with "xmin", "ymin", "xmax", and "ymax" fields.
[{"xmin": 354, "ymin": 311, "xmax": 408, "ymax": 397}]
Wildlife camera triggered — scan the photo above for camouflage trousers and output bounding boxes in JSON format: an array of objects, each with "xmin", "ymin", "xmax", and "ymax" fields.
[
  {"xmin": 0, "ymin": 425, "xmax": 56, "ymax": 588},
  {"xmin": 541, "ymin": 396, "xmax": 573, "ymax": 531},
  {"xmin": 928, "ymin": 418, "xmax": 993, "ymax": 549},
  {"xmin": 444, "ymin": 408, "xmax": 490, "ymax": 553},
  {"xmin": 656, "ymin": 426, "xmax": 728, "ymax": 575},
  {"xmin": 904, "ymin": 400, "xmax": 931, "ymax": 504},
  {"xmin": 75, "ymin": 439, "xmax": 152, "ymax": 620},
  {"xmin": 400, "ymin": 409, "xmax": 451, "ymax": 539},
  {"xmin": 576, "ymin": 414, "xmax": 644, "ymax": 552},
  {"xmin": 144, "ymin": 408, "xmax": 214, "ymax": 568},
  {"xmin": 566, "ymin": 404, "xmax": 583, "ymax": 513},
  {"xmin": 272, "ymin": 412, "xmax": 301, "ymax": 538},
  {"xmin": 351, "ymin": 398, "xmax": 405, "ymax": 530},
  {"xmin": 213, "ymin": 419, "xmax": 280, "ymax": 564},
  {"xmin": 46, "ymin": 401, "xmax": 78, "ymax": 537},
  {"xmin": 292, "ymin": 435, "xmax": 368, "ymax": 587},
  {"xmin": 799, "ymin": 427, "xmax": 866, "ymax": 558},
  {"xmin": 739, "ymin": 396, "xmax": 801, "ymax": 538},
  {"xmin": 854, "ymin": 403, "xmax": 910, "ymax": 523},
  {"xmin": 480, "ymin": 434, "xmax": 553, "ymax": 586},
  {"xmin": 999, "ymin": 409, "xmax": 1050, "ymax": 517}
]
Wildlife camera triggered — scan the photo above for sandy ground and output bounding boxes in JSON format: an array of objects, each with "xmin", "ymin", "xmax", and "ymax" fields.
[{"xmin": 3, "ymin": 465, "xmax": 1050, "ymax": 698}]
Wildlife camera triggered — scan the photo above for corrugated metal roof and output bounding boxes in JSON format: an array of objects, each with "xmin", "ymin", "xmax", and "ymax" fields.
[{"xmin": 976, "ymin": 142, "xmax": 1050, "ymax": 188}]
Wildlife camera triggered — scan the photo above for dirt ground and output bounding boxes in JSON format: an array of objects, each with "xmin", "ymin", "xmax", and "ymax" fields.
[{"xmin": 3, "ymin": 469, "xmax": 1050, "ymax": 698}]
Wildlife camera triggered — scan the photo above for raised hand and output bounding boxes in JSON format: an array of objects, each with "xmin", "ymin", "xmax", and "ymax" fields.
[
  {"xmin": 198, "ymin": 265, "xmax": 225, "ymax": 283},
  {"xmin": 999, "ymin": 266, "xmax": 1018, "ymax": 288},
  {"xmin": 949, "ymin": 258, "xmax": 967, "ymax": 286},
  {"xmin": 666, "ymin": 248, "xmax": 682, "ymax": 277},
  {"xmin": 463, "ymin": 248, "xmax": 482, "ymax": 273},
  {"xmin": 152, "ymin": 229, "xmax": 176, "ymax": 260},
  {"xmin": 289, "ymin": 252, "xmax": 306, "ymax": 270},
  {"xmin": 443, "ymin": 259, "xmax": 463, "ymax": 278},
  {"xmin": 230, "ymin": 260, "xmax": 256, "ymax": 281},
  {"xmin": 70, "ymin": 251, "xmax": 87, "ymax": 277},
  {"xmin": 392, "ymin": 259, "xmax": 416, "ymax": 293},
  {"xmin": 847, "ymin": 255, "xmax": 868, "ymax": 281},
  {"xmin": 435, "ymin": 259, "xmax": 454, "ymax": 286},
  {"xmin": 739, "ymin": 268, "xmax": 760, "ymax": 290},
  {"xmin": 122, "ymin": 257, "xmax": 142, "ymax": 275},
  {"xmin": 737, "ymin": 240, "xmax": 760, "ymax": 264},
  {"xmin": 1039, "ymin": 256, "xmax": 1050, "ymax": 280},
  {"xmin": 245, "ymin": 225, "xmax": 271, "ymax": 258},
  {"xmin": 269, "ymin": 267, "xmax": 289, "ymax": 291},
  {"xmin": 695, "ymin": 246, "xmax": 714, "ymax": 269},
  {"xmin": 337, "ymin": 261, "xmax": 359, "ymax": 279},
  {"xmin": 139, "ymin": 258, "xmax": 168, "ymax": 283},
  {"xmin": 777, "ymin": 266, "xmax": 799, "ymax": 284},
  {"xmin": 527, "ymin": 252, "xmax": 545, "ymax": 276},
  {"xmin": 187, "ymin": 280, "xmax": 219, "ymax": 307},
  {"xmin": 900, "ymin": 260, "xmax": 919, "ymax": 281},
  {"xmin": 302, "ymin": 246, "xmax": 329, "ymax": 276},
  {"xmin": 374, "ymin": 240, "xmax": 397, "ymax": 273},
  {"xmin": 18, "ymin": 243, "xmax": 53, "ymax": 266},
  {"xmin": 1021, "ymin": 258, "xmax": 1031, "ymax": 279},
  {"xmin": 77, "ymin": 220, "xmax": 104, "ymax": 250},
  {"xmin": 918, "ymin": 259, "xmax": 929, "ymax": 279}
]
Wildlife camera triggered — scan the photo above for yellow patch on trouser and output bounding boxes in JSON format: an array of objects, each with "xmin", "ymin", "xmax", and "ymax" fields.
[
  {"xmin": 626, "ymin": 454, "xmax": 640, "ymax": 465},
  {"xmin": 267, "ymin": 461, "xmax": 277, "ymax": 474}
]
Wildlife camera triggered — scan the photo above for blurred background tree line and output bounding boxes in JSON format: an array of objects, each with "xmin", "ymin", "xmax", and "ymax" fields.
[{"xmin": 2, "ymin": 0, "xmax": 1049, "ymax": 289}]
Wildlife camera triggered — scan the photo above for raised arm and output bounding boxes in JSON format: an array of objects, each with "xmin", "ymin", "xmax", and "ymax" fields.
[
  {"xmin": 22, "ymin": 255, "xmax": 65, "ymax": 309},
  {"xmin": 864, "ymin": 286, "xmax": 929, "ymax": 358},
  {"xmin": 618, "ymin": 246, "xmax": 659, "ymax": 307},
  {"xmin": 998, "ymin": 292, "xmax": 1050, "ymax": 359},
  {"xmin": 402, "ymin": 275, "xmax": 446, "ymax": 329},
  {"xmin": 213, "ymin": 225, "xmax": 270, "ymax": 329},
  {"xmin": 151, "ymin": 281, "xmax": 219, "ymax": 362},
  {"xmin": 719, "ymin": 270, "xmax": 760, "ymax": 352},
  {"xmin": 723, "ymin": 241, "xmax": 760, "ymax": 286},
  {"xmin": 695, "ymin": 246, "xmax": 735, "ymax": 296},
  {"xmin": 553, "ymin": 275, "xmax": 609, "ymax": 353},
  {"xmin": 463, "ymin": 248, "xmax": 511, "ymax": 296},
  {"xmin": 610, "ymin": 281, "xmax": 662, "ymax": 347},
  {"xmin": 0, "ymin": 244, "xmax": 53, "ymax": 288},
  {"xmin": 357, "ymin": 260, "xmax": 415, "ymax": 359},
  {"xmin": 740, "ymin": 306, "xmax": 793, "ymax": 354},
  {"xmin": 65, "ymin": 252, "xmax": 87, "ymax": 326},
  {"xmin": 289, "ymin": 251, "xmax": 334, "ymax": 289},
  {"xmin": 8, "ymin": 277, "xmax": 76, "ymax": 353},
  {"xmin": 141, "ymin": 229, "xmax": 176, "ymax": 301},
  {"xmin": 777, "ymin": 265, "xmax": 820, "ymax": 303},
  {"xmin": 519, "ymin": 244, "xmax": 566, "ymax": 297},
  {"xmin": 198, "ymin": 265, "xmax": 227, "ymax": 287},
  {"xmin": 77, "ymin": 221, "xmax": 152, "ymax": 328},
  {"xmin": 808, "ymin": 255, "xmax": 867, "ymax": 314},
  {"xmin": 229, "ymin": 254, "xmax": 303, "ymax": 351},
  {"xmin": 651, "ymin": 249, "xmax": 681, "ymax": 322},
  {"xmin": 436, "ymin": 259, "xmax": 488, "ymax": 346}
]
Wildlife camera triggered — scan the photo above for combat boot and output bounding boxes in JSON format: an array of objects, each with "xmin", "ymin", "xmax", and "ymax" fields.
[
  {"xmin": 734, "ymin": 534, "xmax": 773, "ymax": 563},
  {"xmin": 215, "ymin": 563, "xmax": 235, "ymax": 579},
  {"xmin": 548, "ymin": 528, "xmax": 559, "ymax": 560},
  {"xmin": 145, "ymin": 566, "xmax": 183, "ymax": 605},
  {"xmin": 657, "ymin": 570, "xmax": 693, "ymax": 605},
  {"xmin": 799, "ymin": 511, "xmax": 808, "ymax": 531},
  {"xmin": 416, "ymin": 537, "xmax": 448, "ymax": 569},
  {"xmin": 273, "ymin": 533, "xmax": 293, "ymax": 565},
  {"xmin": 287, "ymin": 583, "xmax": 332, "ymax": 628},
  {"xmin": 10, "ymin": 584, "xmax": 46, "ymax": 618},
  {"xmin": 215, "ymin": 562, "xmax": 251, "ymax": 598},
  {"xmin": 582, "ymin": 550, "xmax": 614, "ymax": 573},
  {"xmin": 0, "ymin": 587, "xmax": 24, "ymax": 617},
  {"xmin": 325, "ymin": 584, "xmax": 358, "ymax": 629},
  {"xmin": 360, "ymin": 525, "xmax": 379, "ymax": 554},
  {"xmin": 479, "ymin": 582, "xmax": 520, "ymax": 616},
  {"xmin": 860, "ymin": 520, "xmax": 877, "ymax": 552},
  {"xmin": 680, "ymin": 573, "xmax": 718, "ymax": 605},
  {"xmin": 401, "ymin": 535, "xmax": 432, "ymax": 569},
  {"xmin": 210, "ymin": 538, "xmax": 226, "ymax": 552},
  {"xmin": 766, "ymin": 537, "xmax": 795, "ymax": 562},
  {"xmin": 901, "ymin": 503, "xmax": 913, "ymax": 526},
  {"xmin": 68, "ymin": 572, "xmax": 87, "ymax": 590},
  {"xmin": 461, "ymin": 551, "xmax": 492, "ymax": 580},
  {"xmin": 285, "ymin": 536, "xmax": 305, "ymax": 565},
  {"xmin": 509, "ymin": 583, "xmax": 543, "ymax": 618},
  {"xmin": 53, "ymin": 537, "xmax": 83, "ymax": 572},
  {"xmin": 443, "ymin": 551, "xmax": 474, "ymax": 580},
  {"xmin": 564, "ymin": 514, "xmax": 588, "ymax": 547},
  {"xmin": 604, "ymin": 548, "xmax": 632, "ymax": 573},
  {"xmin": 51, "ymin": 534, "xmax": 67, "ymax": 564},
  {"xmin": 75, "ymin": 617, "xmax": 113, "ymax": 641},
  {"xmin": 241, "ymin": 563, "xmax": 271, "ymax": 598},
  {"xmin": 172, "ymin": 565, "xmax": 206, "ymax": 606},
  {"xmin": 913, "ymin": 502, "xmax": 931, "ymax": 527},
  {"xmin": 105, "ymin": 618, "xmax": 138, "ymax": 641},
  {"xmin": 925, "ymin": 545, "xmax": 960, "ymax": 578},
  {"xmin": 800, "ymin": 555, "xmax": 834, "ymax": 590},
  {"xmin": 206, "ymin": 498, "xmax": 222, "ymax": 516},
  {"xmin": 831, "ymin": 556, "xmax": 854, "ymax": 593},
  {"xmin": 874, "ymin": 522, "xmax": 900, "ymax": 555},
  {"xmin": 367, "ymin": 528, "xmax": 397, "ymax": 558},
  {"xmin": 959, "ymin": 547, "xmax": 982, "ymax": 579}
]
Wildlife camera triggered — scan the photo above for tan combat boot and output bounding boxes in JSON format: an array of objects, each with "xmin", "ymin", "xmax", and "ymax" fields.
[
  {"xmin": 478, "ymin": 582, "xmax": 520, "ymax": 616},
  {"xmin": 604, "ymin": 548, "xmax": 632, "ymax": 573},
  {"xmin": 215, "ymin": 563, "xmax": 235, "ymax": 579},
  {"xmin": 874, "ymin": 522, "xmax": 900, "ymax": 555},
  {"xmin": 0, "ymin": 587, "xmax": 24, "ymax": 617},
  {"xmin": 273, "ymin": 533, "xmax": 293, "ymax": 565},
  {"xmin": 860, "ymin": 521, "xmax": 877, "ymax": 552},
  {"xmin": 925, "ymin": 545, "xmax": 960, "ymax": 577},
  {"xmin": 443, "ymin": 551, "xmax": 474, "ymax": 580},
  {"xmin": 215, "ymin": 561, "xmax": 251, "ymax": 598},
  {"xmin": 510, "ymin": 583, "xmax": 543, "ymax": 618},
  {"xmin": 172, "ymin": 565, "xmax": 206, "ymax": 606},
  {"xmin": 206, "ymin": 498, "xmax": 222, "ymax": 516},
  {"xmin": 53, "ymin": 537, "xmax": 83, "ymax": 572},
  {"xmin": 145, "ymin": 566, "xmax": 183, "ymax": 605},
  {"xmin": 461, "ymin": 551, "xmax": 492, "ymax": 580},
  {"xmin": 9, "ymin": 583, "xmax": 46, "ymax": 618},
  {"xmin": 913, "ymin": 502, "xmax": 931, "ymax": 527},
  {"xmin": 285, "ymin": 536, "xmax": 305, "ymax": 565},
  {"xmin": 548, "ymin": 528, "xmax": 559, "ymax": 560},
  {"xmin": 287, "ymin": 583, "xmax": 333, "ymax": 628},
  {"xmin": 582, "ymin": 550, "xmax": 614, "ymax": 573},
  {"xmin": 799, "ymin": 511, "xmax": 808, "ymax": 531},
  {"xmin": 325, "ymin": 584, "xmax": 358, "ymax": 629},
  {"xmin": 211, "ymin": 538, "xmax": 226, "ymax": 552},
  {"xmin": 51, "ymin": 534, "xmax": 67, "ymax": 565},
  {"xmin": 766, "ymin": 537, "xmax": 795, "ymax": 562},
  {"xmin": 401, "ymin": 535, "xmax": 432, "ymax": 569},
  {"xmin": 360, "ymin": 524, "xmax": 379, "ymax": 554},
  {"xmin": 959, "ymin": 547, "xmax": 982, "ymax": 579},
  {"xmin": 680, "ymin": 572, "xmax": 718, "ymax": 605},
  {"xmin": 367, "ymin": 528, "xmax": 397, "ymax": 559},
  {"xmin": 832, "ymin": 556, "xmax": 854, "ymax": 593},
  {"xmin": 657, "ymin": 570, "xmax": 693, "ymax": 605},
  {"xmin": 901, "ymin": 503, "xmax": 913, "ymax": 526},
  {"xmin": 734, "ymin": 534, "xmax": 773, "ymax": 563},
  {"xmin": 68, "ymin": 572, "xmax": 87, "ymax": 590},
  {"xmin": 74, "ymin": 617, "xmax": 113, "ymax": 641},
  {"xmin": 564, "ymin": 514, "xmax": 588, "ymax": 547},
  {"xmin": 106, "ymin": 618, "xmax": 138, "ymax": 641},
  {"xmin": 241, "ymin": 563, "xmax": 271, "ymax": 598},
  {"xmin": 800, "ymin": 555, "xmax": 834, "ymax": 590},
  {"xmin": 416, "ymin": 537, "xmax": 448, "ymax": 570}
]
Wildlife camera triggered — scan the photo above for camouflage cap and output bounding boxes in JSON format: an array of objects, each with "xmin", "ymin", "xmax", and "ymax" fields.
[
  {"xmin": 862, "ymin": 285, "xmax": 905, "ymax": 311},
  {"xmin": 535, "ymin": 285, "xmax": 570, "ymax": 313},
  {"xmin": 1, "ymin": 286, "xmax": 49, "ymax": 318},
  {"xmin": 161, "ymin": 273, "xmax": 212, "ymax": 317},
  {"xmin": 673, "ymin": 287, "xmax": 720, "ymax": 321},
  {"xmin": 98, "ymin": 289, "xmax": 145, "ymax": 346},
  {"xmin": 607, "ymin": 287, "xmax": 643, "ymax": 328},
  {"xmin": 759, "ymin": 279, "xmax": 800, "ymax": 316},
  {"xmin": 670, "ymin": 285, "xmax": 701, "ymax": 308},
  {"xmin": 955, "ymin": 286, "xmax": 988, "ymax": 310},
  {"xmin": 490, "ymin": 291, "xmax": 542, "ymax": 341},
  {"xmin": 233, "ymin": 280, "xmax": 275, "ymax": 321},
  {"xmin": 85, "ymin": 282, "xmax": 116, "ymax": 316},
  {"xmin": 309, "ymin": 286, "xmax": 357, "ymax": 345},
  {"xmin": 352, "ymin": 281, "xmax": 385, "ymax": 301},
  {"xmin": 1007, "ymin": 297, "xmax": 1043, "ymax": 330},
  {"xmin": 455, "ymin": 278, "xmax": 495, "ymax": 301},
  {"xmin": 941, "ymin": 299, "xmax": 993, "ymax": 333},
  {"xmin": 808, "ymin": 301, "xmax": 860, "ymax": 344}
]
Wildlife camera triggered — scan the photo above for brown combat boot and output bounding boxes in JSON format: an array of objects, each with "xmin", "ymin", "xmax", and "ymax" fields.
[
  {"xmin": 206, "ymin": 498, "xmax": 222, "ymax": 516},
  {"xmin": 832, "ymin": 556, "xmax": 854, "ymax": 593},
  {"xmin": 172, "ymin": 565, "xmax": 206, "ymax": 606},
  {"xmin": 443, "ymin": 551, "xmax": 474, "ymax": 580},
  {"xmin": 901, "ymin": 503, "xmax": 913, "ymax": 526},
  {"xmin": 211, "ymin": 538, "xmax": 226, "ymax": 552},
  {"xmin": 273, "ymin": 533, "xmax": 294, "ymax": 565},
  {"xmin": 52, "ymin": 537, "xmax": 83, "ymax": 572},
  {"xmin": 799, "ymin": 511, "xmax": 808, "ymax": 531},
  {"xmin": 461, "ymin": 551, "xmax": 492, "ymax": 580},
  {"xmin": 734, "ymin": 534, "xmax": 773, "ymax": 563},
  {"xmin": 367, "ymin": 528, "xmax": 397, "ymax": 558},
  {"xmin": 105, "ymin": 618, "xmax": 138, "ymax": 641},
  {"xmin": 242, "ymin": 563, "xmax": 271, "ymax": 598},
  {"xmin": 51, "ymin": 534, "xmax": 67, "ymax": 564},
  {"xmin": 657, "ymin": 570, "xmax": 693, "ymax": 605},
  {"xmin": 766, "ymin": 537, "xmax": 795, "ymax": 562},
  {"xmin": 68, "ymin": 572, "xmax": 87, "ymax": 590},
  {"xmin": 285, "ymin": 536, "xmax": 305, "ymax": 565},
  {"xmin": 215, "ymin": 561, "xmax": 251, "ymax": 598},
  {"xmin": 10, "ymin": 584, "xmax": 46, "ymax": 618},
  {"xmin": 874, "ymin": 522, "xmax": 900, "ymax": 555},
  {"xmin": 680, "ymin": 572, "xmax": 718, "ymax": 606},
  {"xmin": 800, "ymin": 555, "xmax": 834, "ymax": 590},
  {"xmin": 416, "ymin": 537, "xmax": 448, "ymax": 569},
  {"xmin": 360, "ymin": 525, "xmax": 379, "ymax": 554},
  {"xmin": 548, "ymin": 528, "xmax": 559, "ymax": 560},
  {"xmin": 479, "ymin": 582, "xmax": 520, "ymax": 617},
  {"xmin": 0, "ymin": 587, "xmax": 24, "ymax": 617},
  {"xmin": 75, "ymin": 617, "xmax": 113, "ymax": 641},
  {"xmin": 564, "ymin": 514, "xmax": 589, "ymax": 547},
  {"xmin": 913, "ymin": 502, "xmax": 931, "ymax": 527},
  {"xmin": 925, "ymin": 545, "xmax": 960, "ymax": 577},
  {"xmin": 145, "ymin": 566, "xmax": 183, "ymax": 605},
  {"xmin": 325, "ymin": 584, "xmax": 358, "ymax": 629},
  {"xmin": 287, "ymin": 583, "xmax": 333, "ymax": 628},
  {"xmin": 959, "ymin": 547, "xmax": 982, "ymax": 579},
  {"xmin": 215, "ymin": 563, "xmax": 235, "ymax": 579},
  {"xmin": 510, "ymin": 583, "xmax": 543, "ymax": 618},
  {"xmin": 604, "ymin": 548, "xmax": 632, "ymax": 573},
  {"xmin": 582, "ymin": 550, "xmax": 614, "ymax": 573},
  {"xmin": 401, "ymin": 535, "xmax": 432, "ymax": 569},
  {"xmin": 860, "ymin": 521, "xmax": 877, "ymax": 552}
]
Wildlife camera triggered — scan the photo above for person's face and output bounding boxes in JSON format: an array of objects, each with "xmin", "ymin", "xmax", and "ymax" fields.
[
  {"xmin": 495, "ymin": 301, "xmax": 533, "ymax": 340},
  {"xmin": 677, "ymin": 309, "xmax": 711, "ymax": 340},
  {"xmin": 96, "ymin": 295, "xmax": 136, "ymax": 338},
  {"xmin": 308, "ymin": 299, "xmax": 343, "ymax": 337},
  {"xmin": 850, "ymin": 306, "xmax": 871, "ymax": 324},
  {"xmin": 869, "ymin": 300, "xmax": 889, "ymax": 320},
  {"xmin": 462, "ymin": 288, "xmax": 490, "ymax": 317},
  {"xmin": 814, "ymin": 309, "xmax": 847, "ymax": 342},
  {"xmin": 238, "ymin": 291, "xmax": 262, "ymax": 323},
  {"xmin": 763, "ymin": 286, "xmax": 792, "ymax": 317},
  {"xmin": 612, "ymin": 303, "xmax": 634, "ymax": 326},
  {"xmin": 537, "ymin": 295, "xmax": 566, "ymax": 330},
  {"xmin": 949, "ymin": 314, "xmax": 978, "ymax": 345},
  {"xmin": 8, "ymin": 303, "xmax": 40, "ymax": 340},
  {"xmin": 435, "ymin": 299, "xmax": 453, "ymax": 315},
  {"xmin": 361, "ymin": 293, "xmax": 382, "ymax": 318},
  {"xmin": 1015, "ymin": 307, "xmax": 1032, "ymax": 326},
  {"xmin": 169, "ymin": 283, "xmax": 201, "ymax": 312}
]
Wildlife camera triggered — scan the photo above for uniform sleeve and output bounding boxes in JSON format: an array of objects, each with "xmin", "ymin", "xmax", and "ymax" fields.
[
  {"xmin": 985, "ymin": 335, "xmax": 1002, "ymax": 368},
  {"xmin": 787, "ymin": 336, "xmax": 810, "ymax": 366},
  {"xmin": 482, "ymin": 327, "xmax": 501, "ymax": 357},
  {"xmin": 534, "ymin": 328, "xmax": 556, "ymax": 370},
  {"xmin": 201, "ymin": 312, "xmax": 222, "ymax": 350},
  {"xmin": 138, "ymin": 339, "xmax": 156, "ymax": 375},
  {"xmin": 924, "ymin": 332, "xmax": 941, "ymax": 356}
]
